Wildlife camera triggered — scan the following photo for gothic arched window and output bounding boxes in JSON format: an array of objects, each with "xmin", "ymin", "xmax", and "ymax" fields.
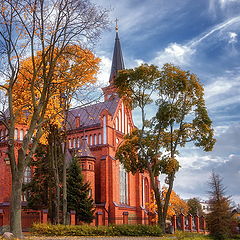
[
  {"xmin": 119, "ymin": 164, "xmax": 128, "ymax": 204},
  {"xmin": 142, "ymin": 177, "xmax": 150, "ymax": 208}
]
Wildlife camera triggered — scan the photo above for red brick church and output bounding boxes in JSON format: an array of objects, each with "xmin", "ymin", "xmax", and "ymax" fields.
[{"xmin": 0, "ymin": 27, "xmax": 151, "ymax": 226}]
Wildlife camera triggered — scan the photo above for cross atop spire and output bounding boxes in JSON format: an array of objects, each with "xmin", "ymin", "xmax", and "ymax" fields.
[
  {"xmin": 109, "ymin": 20, "xmax": 125, "ymax": 84},
  {"xmin": 115, "ymin": 18, "xmax": 119, "ymax": 32}
]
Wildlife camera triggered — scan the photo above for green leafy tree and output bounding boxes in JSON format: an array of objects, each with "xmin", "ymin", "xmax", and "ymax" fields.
[
  {"xmin": 206, "ymin": 172, "xmax": 233, "ymax": 240},
  {"xmin": 187, "ymin": 198, "xmax": 204, "ymax": 216},
  {"xmin": 115, "ymin": 63, "xmax": 215, "ymax": 232},
  {"xmin": 67, "ymin": 158, "xmax": 94, "ymax": 223}
]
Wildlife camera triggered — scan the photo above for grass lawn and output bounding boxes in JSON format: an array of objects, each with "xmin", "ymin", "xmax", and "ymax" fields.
[{"xmin": 162, "ymin": 231, "xmax": 240, "ymax": 240}]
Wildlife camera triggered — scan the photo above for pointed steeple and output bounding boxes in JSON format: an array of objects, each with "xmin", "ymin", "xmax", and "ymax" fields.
[
  {"xmin": 75, "ymin": 138, "xmax": 95, "ymax": 159},
  {"xmin": 109, "ymin": 19, "xmax": 125, "ymax": 84}
]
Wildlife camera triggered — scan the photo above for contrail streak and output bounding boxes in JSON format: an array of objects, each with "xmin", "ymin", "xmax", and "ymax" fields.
[{"xmin": 189, "ymin": 16, "xmax": 240, "ymax": 48}]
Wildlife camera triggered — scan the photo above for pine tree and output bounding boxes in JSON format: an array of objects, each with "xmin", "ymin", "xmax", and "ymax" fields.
[
  {"xmin": 67, "ymin": 158, "xmax": 94, "ymax": 223},
  {"xmin": 206, "ymin": 172, "xmax": 233, "ymax": 240},
  {"xmin": 23, "ymin": 124, "xmax": 64, "ymax": 224}
]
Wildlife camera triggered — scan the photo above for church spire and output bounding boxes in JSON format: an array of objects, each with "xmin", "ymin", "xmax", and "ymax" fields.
[{"xmin": 109, "ymin": 19, "xmax": 125, "ymax": 84}]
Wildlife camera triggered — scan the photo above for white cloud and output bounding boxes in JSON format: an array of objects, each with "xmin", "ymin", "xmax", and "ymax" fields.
[
  {"xmin": 173, "ymin": 153, "xmax": 240, "ymax": 201},
  {"xmin": 228, "ymin": 31, "xmax": 238, "ymax": 43},
  {"xmin": 205, "ymin": 76, "xmax": 240, "ymax": 99},
  {"xmin": 134, "ymin": 59, "xmax": 145, "ymax": 66},
  {"xmin": 204, "ymin": 74, "xmax": 240, "ymax": 109},
  {"xmin": 153, "ymin": 43, "xmax": 195, "ymax": 67},
  {"xmin": 151, "ymin": 16, "xmax": 240, "ymax": 68},
  {"xmin": 209, "ymin": 0, "xmax": 240, "ymax": 14},
  {"xmin": 189, "ymin": 16, "xmax": 240, "ymax": 47},
  {"xmin": 95, "ymin": 55, "xmax": 112, "ymax": 88},
  {"xmin": 220, "ymin": 0, "xmax": 240, "ymax": 8}
]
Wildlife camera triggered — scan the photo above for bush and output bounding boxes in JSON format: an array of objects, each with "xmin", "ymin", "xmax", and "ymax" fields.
[{"xmin": 32, "ymin": 223, "xmax": 162, "ymax": 236}]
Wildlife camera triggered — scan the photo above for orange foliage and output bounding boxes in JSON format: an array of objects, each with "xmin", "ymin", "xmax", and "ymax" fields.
[
  {"xmin": 9, "ymin": 45, "xmax": 99, "ymax": 142},
  {"xmin": 162, "ymin": 187, "xmax": 189, "ymax": 217},
  {"xmin": 147, "ymin": 188, "xmax": 189, "ymax": 222}
]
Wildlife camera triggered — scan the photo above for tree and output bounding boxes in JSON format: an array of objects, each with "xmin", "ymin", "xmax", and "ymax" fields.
[
  {"xmin": 147, "ymin": 188, "xmax": 188, "ymax": 222},
  {"xmin": 67, "ymin": 158, "xmax": 94, "ymax": 223},
  {"xmin": 23, "ymin": 124, "xmax": 64, "ymax": 224},
  {"xmin": 206, "ymin": 172, "xmax": 233, "ymax": 240},
  {"xmin": 187, "ymin": 198, "xmax": 204, "ymax": 216},
  {"xmin": 163, "ymin": 188, "xmax": 189, "ymax": 217},
  {"xmin": 115, "ymin": 63, "xmax": 215, "ymax": 232},
  {"xmin": 0, "ymin": 0, "xmax": 108, "ymax": 236}
]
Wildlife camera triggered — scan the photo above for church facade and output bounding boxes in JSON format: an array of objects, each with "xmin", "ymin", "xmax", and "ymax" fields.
[{"xmin": 0, "ymin": 28, "xmax": 151, "ymax": 226}]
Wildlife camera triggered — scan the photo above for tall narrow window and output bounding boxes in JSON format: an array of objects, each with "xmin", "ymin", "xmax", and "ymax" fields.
[
  {"xmin": 119, "ymin": 164, "xmax": 128, "ymax": 204},
  {"xmin": 142, "ymin": 176, "xmax": 145, "ymax": 207},
  {"xmin": 20, "ymin": 130, "xmax": 24, "ymax": 141},
  {"xmin": 68, "ymin": 139, "xmax": 71, "ymax": 149},
  {"xmin": 115, "ymin": 117, "xmax": 119, "ymax": 131},
  {"xmin": 90, "ymin": 135, "xmax": 92, "ymax": 145},
  {"xmin": 14, "ymin": 129, "xmax": 18, "ymax": 140},
  {"xmin": 98, "ymin": 134, "xmax": 102, "ymax": 144},
  {"xmin": 144, "ymin": 178, "xmax": 150, "ymax": 205},
  {"xmin": 103, "ymin": 115, "xmax": 107, "ymax": 144},
  {"xmin": 23, "ymin": 166, "xmax": 32, "ymax": 183},
  {"xmin": 122, "ymin": 103, "xmax": 124, "ymax": 133},
  {"xmin": 73, "ymin": 138, "xmax": 76, "ymax": 148},
  {"xmin": 5, "ymin": 129, "xmax": 8, "ymax": 140},
  {"xmin": 85, "ymin": 135, "xmax": 88, "ymax": 143},
  {"xmin": 94, "ymin": 134, "xmax": 97, "ymax": 145},
  {"xmin": 118, "ymin": 110, "xmax": 121, "ymax": 132}
]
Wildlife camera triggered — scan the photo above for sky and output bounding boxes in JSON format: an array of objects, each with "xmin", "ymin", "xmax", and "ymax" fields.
[{"xmin": 92, "ymin": 0, "xmax": 240, "ymax": 204}]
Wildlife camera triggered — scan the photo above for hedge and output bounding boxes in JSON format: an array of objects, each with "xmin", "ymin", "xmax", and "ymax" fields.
[{"xmin": 32, "ymin": 223, "xmax": 162, "ymax": 236}]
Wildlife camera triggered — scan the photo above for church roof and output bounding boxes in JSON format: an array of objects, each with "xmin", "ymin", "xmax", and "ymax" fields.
[
  {"xmin": 109, "ymin": 29, "xmax": 125, "ymax": 83},
  {"xmin": 67, "ymin": 97, "xmax": 120, "ymax": 130},
  {"xmin": 73, "ymin": 138, "xmax": 95, "ymax": 159}
]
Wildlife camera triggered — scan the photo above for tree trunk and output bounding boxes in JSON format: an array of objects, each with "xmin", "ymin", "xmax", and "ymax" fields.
[
  {"xmin": 62, "ymin": 141, "xmax": 67, "ymax": 224},
  {"xmin": 148, "ymin": 170, "xmax": 166, "ymax": 232},
  {"xmin": 163, "ymin": 174, "xmax": 175, "ymax": 222},
  {"xmin": 10, "ymin": 172, "xmax": 23, "ymax": 238}
]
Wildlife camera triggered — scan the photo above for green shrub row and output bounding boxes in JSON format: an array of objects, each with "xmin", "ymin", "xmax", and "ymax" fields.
[{"xmin": 32, "ymin": 223, "xmax": 162, "ymax": 236}]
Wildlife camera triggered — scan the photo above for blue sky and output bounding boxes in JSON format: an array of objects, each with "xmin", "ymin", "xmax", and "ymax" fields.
[{"xmin": 93, "ymin": 0, "xmax": 240, "ymax": 203}]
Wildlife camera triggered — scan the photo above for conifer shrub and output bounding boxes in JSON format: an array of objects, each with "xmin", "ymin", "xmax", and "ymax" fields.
[
  {"xmin": 67, "ymin": 158, "xmax": 94, "ymax": 223},
  {"xmin": 31, "ymin": 223, "xmax": 162, "ymax": 236},
  {"xmin": 206, "ymin": 172, "xmax": 233, "ymax": 240}
]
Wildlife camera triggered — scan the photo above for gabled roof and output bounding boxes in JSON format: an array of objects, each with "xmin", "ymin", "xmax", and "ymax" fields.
[
  {"xmin": 67, "ymin": 96, "xmax": 120, "ymax": 130},
  {"xmin": 109, "ymin": 30, "xmax": 125, "ymax": 83}
]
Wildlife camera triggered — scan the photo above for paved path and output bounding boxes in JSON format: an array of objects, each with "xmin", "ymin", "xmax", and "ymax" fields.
[{"xmin": 30, "ymin": 236, "xmax": 176, "ymax": 240}]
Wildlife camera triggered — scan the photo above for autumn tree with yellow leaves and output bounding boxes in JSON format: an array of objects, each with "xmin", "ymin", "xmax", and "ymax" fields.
[
  {"xmin": 115, "ymin": 63, "xmax": 215, "ymax": 233},
  {"xmin": 0, "ymin": 0, "xmax": 108, "ymax": 237},
  {"xmin": 147, "ymin": 188, "xmax": 189, "ymax": 223}
]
